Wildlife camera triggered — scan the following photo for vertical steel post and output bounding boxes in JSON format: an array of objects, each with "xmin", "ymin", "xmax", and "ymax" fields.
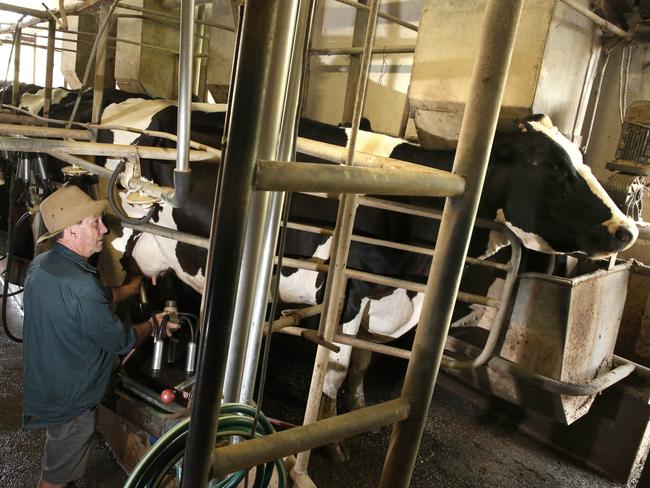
[
  {"xmin": 221, "ymin": 0, "xmax": 302, "ymax": 404},
  {"xmin": 43, "ymin": 20, "xmax": 55, "ymax": 121},
  {"xmin": 12, "ymin": 28, "xmax": 20, "ymax": 108},
  {"xmin": 379, "ymin": 1, "xmax": 525, "ymax": 487},
  {"xmin": 293, "ymin": 0, "xmax": 381, "ymax": 475},
  {"xmin": 238, "ymin": 0, "xmax": 318, "ymax": 405},
  {"xmin": 180, "ymin": 1, "xmax": 301, "ymax": 486},
  {"xmin": 176, "ymin": 0, "xmax": 194, "ymax": 173},
  {"xmin": 92, "ymin": 5, "xmax": 109, "ymax": 128}
]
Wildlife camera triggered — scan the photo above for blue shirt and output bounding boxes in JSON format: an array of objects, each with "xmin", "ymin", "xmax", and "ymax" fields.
[{"xmin": 22, "ymin": 243, "xmax": 136, "ymax": 428}]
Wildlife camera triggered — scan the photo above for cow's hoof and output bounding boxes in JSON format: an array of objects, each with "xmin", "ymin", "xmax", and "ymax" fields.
[{"xmin": 317, "ymin": 442, "xmax": 350, "ymax": 462}]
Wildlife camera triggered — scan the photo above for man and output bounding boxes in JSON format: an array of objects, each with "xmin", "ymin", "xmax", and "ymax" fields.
[{"xmin": 22, "ymin": 184, "xmax": 178, "ymax": 488}]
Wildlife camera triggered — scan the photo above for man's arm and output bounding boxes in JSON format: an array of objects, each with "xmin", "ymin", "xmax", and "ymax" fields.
[{"xmin": 111, "ymin": 275, "xmax": 142, "ymax": 305}]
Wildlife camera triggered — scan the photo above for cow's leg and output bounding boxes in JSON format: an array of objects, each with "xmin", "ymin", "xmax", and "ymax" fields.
[
  {"xmin": 345, "ymin": 342, "xmax": 372, "ymax": 412},
  {"xmin": 318, "ymin": 298, "xmax": 368, "ymax": 462}
]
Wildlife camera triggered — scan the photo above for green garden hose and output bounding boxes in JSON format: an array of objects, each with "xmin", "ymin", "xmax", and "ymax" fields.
[{"xmin": 124, "ymin": 403, "xmax": 287, "ymax": 488}]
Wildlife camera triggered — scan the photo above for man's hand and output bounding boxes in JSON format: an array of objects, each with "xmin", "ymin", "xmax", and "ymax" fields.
[{"xmin": 151, "ymin": 312, "xmax": 181, "ymax": 338}]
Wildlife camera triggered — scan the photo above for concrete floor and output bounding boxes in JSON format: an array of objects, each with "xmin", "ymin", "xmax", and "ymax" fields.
[{"xmin": 0, "ymin": 281, "xmax": 629, "ymax": 488}]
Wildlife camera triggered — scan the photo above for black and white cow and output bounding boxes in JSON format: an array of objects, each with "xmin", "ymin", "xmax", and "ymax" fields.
[{"xmin": 2, "ymin": 90, "xmax": 639, "ymax": 441}]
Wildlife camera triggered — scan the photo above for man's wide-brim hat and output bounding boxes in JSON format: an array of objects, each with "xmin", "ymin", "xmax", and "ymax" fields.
[{"xmin": 37, "ymin": 185, "xmax": 107, "ymax": 244}]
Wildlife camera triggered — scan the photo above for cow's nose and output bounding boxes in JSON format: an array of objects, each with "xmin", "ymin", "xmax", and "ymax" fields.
[{"xmin": 615, "ymin": 226, "xmax": 634, "ymax": 245}]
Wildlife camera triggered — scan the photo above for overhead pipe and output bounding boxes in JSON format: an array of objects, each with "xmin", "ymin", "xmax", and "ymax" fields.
[
  {"xmin": 558, "ymin": 0, "xmax": 632, "ymax": 40},
  {"xmin": 167, "ymin": 0, "xmax": 195, "ymax": 208},
  {"xmin": 380, "ymin": 1, "xmax": 525, "ymax": 486}
]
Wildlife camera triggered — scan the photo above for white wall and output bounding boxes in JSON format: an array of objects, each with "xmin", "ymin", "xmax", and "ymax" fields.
[
  {"xmin": 0, "ymin": 1, "xmax": 65, "ymax": 89},
  {"xmin": 302, "ymin": 0, "xmax": 421, "ymax": 137}
]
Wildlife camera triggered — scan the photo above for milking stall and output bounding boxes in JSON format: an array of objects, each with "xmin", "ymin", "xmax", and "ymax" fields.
[{"xmin": 3, "ymin": 0, "xmax": 650, "ymax": 486}]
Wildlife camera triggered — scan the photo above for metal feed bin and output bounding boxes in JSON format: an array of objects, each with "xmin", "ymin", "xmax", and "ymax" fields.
[{"xmin": 468, "ymin": 261, "xmax": 632, "ymax": 425}]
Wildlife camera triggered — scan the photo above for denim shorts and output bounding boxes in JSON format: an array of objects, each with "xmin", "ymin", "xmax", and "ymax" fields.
[{"xmin": 41, "ymin": 408, "xmax": 96, "ymax": 484}]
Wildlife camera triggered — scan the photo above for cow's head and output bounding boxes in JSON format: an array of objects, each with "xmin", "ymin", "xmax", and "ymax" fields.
[{"xmin": 483, "ymin": 115, "xmax": 638, "ymax": 258}]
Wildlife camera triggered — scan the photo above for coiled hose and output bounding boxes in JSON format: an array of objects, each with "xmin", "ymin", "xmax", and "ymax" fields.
[
  {"xmin": 1, "ymin": 211, "xmax": 29, "ymax": 342},
  {"xmin": 124, "ymin": 403, "xmax": 287, "ymax": 488}
]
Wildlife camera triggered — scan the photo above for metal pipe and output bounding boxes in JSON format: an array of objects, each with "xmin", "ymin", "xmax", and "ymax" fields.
[
  {"xmin": 380, "ymin": 2, "xmax": 525, "ymax": 486},
  {"xmin": 43, "ymin": 20, "xmax": 55, "ymax": 120},
  {"xmin": 120, "ymin": 221, "xmax": 209, "ymax": 249},
  {"xmin": 92, "ymin": 4, "xmax": 110, "ymax": 128},
  {"xmin": 442, "ymin": 227, "xmax": 521, "ymax": 370},
  {"xmin": 0, "ymin": 0, "xmax": 109, "ymax": 34},
  {"xmin": 222, "ymin": 0, "xmax": 307, "ymax": 403},
  {"xmin": 172, "ymin": 0, "xmax": 194, "ymax": 207},
  {"xmin": 116, "ymin": 2, "xmax": 235, "ymax": 32},
  {"xmin": 279, "ymin": 256, "xmax": 500, "ymax": 308},
  {"xmin": 294, "ymin": 0, "xmax": 381, "ymax": 475},
  {"xmin": 0, "ymin": 124, "xmax": 91, "ymax": 140},
  {"xmin": 0, "ymin": 136, "xmax": 218, "ymax": 161},
  {"xmin": 211, "ymin": 397, "xmax": 411, "ymax": 478},
  {"xmin": 558, "ymin": 0, "xmax": 632, "ymax": 40},
  {"xmin": 278, "ymin": 325, "xmax": 412, "ymax": 359},
  {"xmin": 0, "ymin": 2, "xmax": 50, "ymax": 18},
  {"xmin": 12, "ymin": 29, "xmax": 21, "ymax": 108},
  {"xmin": 296, "ymin": 136, "xmax": 439, "ymax": 172},
  {"xmin": 310, "ymin": 45, "xmax": 415, "ymax": 56},
  {"xmin": 180, "ymin": 1, "xmax": 301, "ymax": 485},
  {"xmin": 488, "ymin": 357, "xmax": 635, "ymax": 396},
  {"xmin": 237, "ymin": 0, "xmax": 317, "ymax": 406},
  {"xmin": 255, "ymin": 160, "xmax": 464, "ymax": 197},
  {"xmin": 285, "ymin": 219, "xmax": 512, "ymax": 271},
  {"xmin": 334, "ymin": 0, "xmax": 418, "ymax": 32}
]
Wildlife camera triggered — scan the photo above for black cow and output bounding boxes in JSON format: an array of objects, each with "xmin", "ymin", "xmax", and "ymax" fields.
[{"xmin": 2, "ymin": 92, "xmax": 639, "ymax": 447}]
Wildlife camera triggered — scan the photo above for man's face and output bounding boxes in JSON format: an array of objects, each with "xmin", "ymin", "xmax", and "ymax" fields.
[{"xmin": 71, "ymin": 214, "xmax": 108, "ymax": 258}]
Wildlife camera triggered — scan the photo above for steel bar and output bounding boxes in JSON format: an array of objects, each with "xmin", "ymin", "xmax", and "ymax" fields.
[
  {"xmin": 92, "ymin": 5, "xmax": 110, "ymax": 128},
  {"xmin": 238, "ymin": 0, "xmax": 315, "ymax": 409},
  {"xmin": 341, "ymin": 0, "xmax": 368, "ymax": 126},
  {"xmin": 116, "ymin": 2, "xmax": 235, "ymax": 32},
  {"xmin": 638, "ymin": 222, "xmax": 650, "ymax": 241},
  {"xmin": 280, "ymin": 256, "xmax": 500, "ymax": 307},
  {"xmin": 558, "ymin": 0, "xmax": 632, "ymax": 40},
  {"xmin": 211, "ymin": 397, "xmax": 411, "ymax": 478},
  {"xmin": 47, "ymin": 151, "xmax": 115, "ymax": 178},
  {"xmin": 233, "ymin": 0, "xmax": 316, "ymax": 405},
  {"xmin": 613, "ymin": 354, "xmax": 650, "ymax": 382},
  {"xmin": 12, "ymin": 29, "xmax": 20, "ymax": 108},
  {"xmin": 334, "ymin": 0, "xmax": 418, "ymax": 32},
  {"xmin": 255, "ymin": 160, "xmax": 464, "ymax": 197},
  {"xmin": 278, "ymin": 325, "xmax": 411, "ymax": 359},
  {"xmin": 380, "ymin": 1, "xmax": 525, "ymax": 486},
  {"xmin": 119, "ymin": 221, "xmax": 209, "ymax": 249},
  {"xmin": 180, "ymin": 1, "xmax": 300, "ymax": 485},
  {"xmin": 443, "ymin": 226, "xmax": 521, "ymax": 370},
  {"xmin": 176, "ymin": 0, "xmax": 194, "ymax": 174},
  {"xmin": 0, "ymin": 136, "xmax": 219, "ymax": 161},
  {"xmin": 0, "ymin": 124, "xmax": 91, "ymax": 140},
  {"xmin": 25, "ymin": 26, "xmax": 204, "ymax": 57},
  {"xmin": 295, "ymin": 135, "xmax": 438, "ymax": 173},
  {"xmin": 294, "ymin": 0, "xmax": 383, "ymax": 475},
  {"xmin": 43, "ymin": 21, "xmax": 55, "ymax": 120},
  {"xmin": 265, "ymin": 304, "xmax": 323, "ymax": 333},
  {"xmin": 0, "ymin": 0, "xmax": 109, "ymax": 34},
  {"xmin": 444, "ymin": 336, "xmax": 636, "ymax": 395},
  {"xmin": 0, "ymin": 2, "xmax": 50, "ymax": 18},
  {"xmin": 489, "ymin": 357, "xmax": 635, "ymax": 396},
  {"xmin": 285, "ymin": 220, "xmax": 512, "ymax": 271},
  {"xmin": 310, "ymin": 45, "xmax": 415, "ymax": 56}
]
